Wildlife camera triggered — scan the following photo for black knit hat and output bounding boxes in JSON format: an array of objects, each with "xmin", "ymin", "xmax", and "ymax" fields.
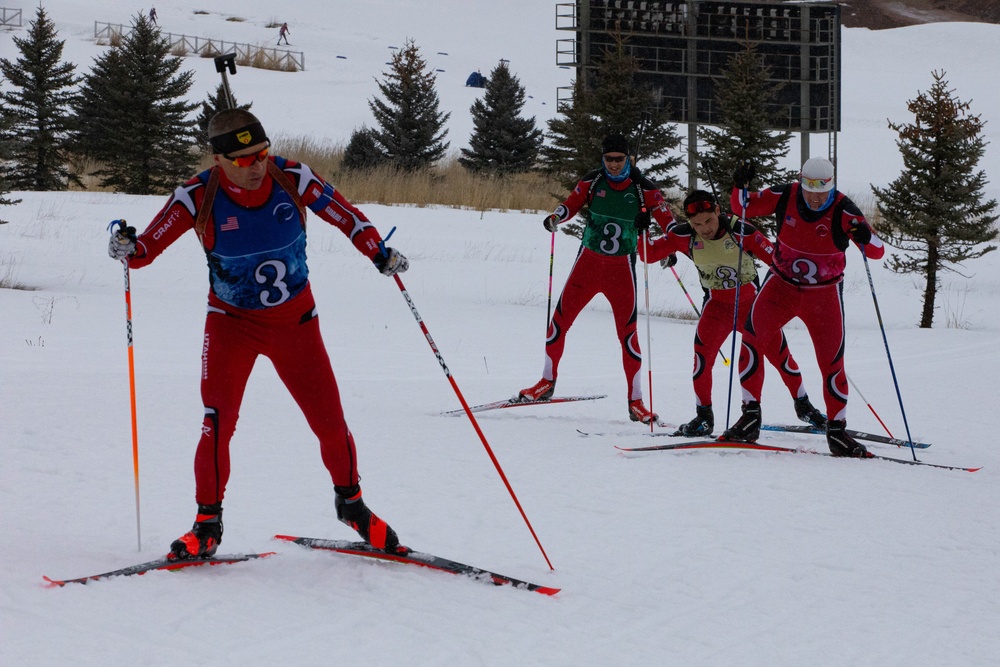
[{"xmin": 601, "ymin": 133, "xmax": 629, "ymax": 155}]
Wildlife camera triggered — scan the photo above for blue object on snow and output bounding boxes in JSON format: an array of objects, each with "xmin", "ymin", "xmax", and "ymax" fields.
[{"xmin": 465, "ymin": 71, "xmax": 486, "ymax": 88}]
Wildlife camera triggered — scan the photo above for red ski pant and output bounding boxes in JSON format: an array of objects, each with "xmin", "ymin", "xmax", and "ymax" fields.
[
  {"xmin": 194, "ymin": 287, "xmax": 358, "ymax": 505},
  {"xmin": 544, "ymin": 248, "xmax": 643, "ymax": 401},
  {"xmin": 693, "ymin": 285, "xmax": 804, "ymax": 407},
  {"xmin": 738, "ymin": 275, "xmax": 849, "ymax": 420}
]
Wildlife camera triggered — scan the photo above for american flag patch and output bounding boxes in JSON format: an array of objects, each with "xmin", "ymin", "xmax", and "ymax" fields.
[
  {"xmin": 221, "ymin": 216, "xmax": 239, "ymax": 231},
  {"xmin": 785, "ymin": 216, "xmax": 796, "ymax": 226},
  {"xmin": 596, "ymin": 190, "xmax": 606, "ymax": 197},
  {"xmin": 693, "ymin": 240, "xmax": 704, "ymax": 249}
]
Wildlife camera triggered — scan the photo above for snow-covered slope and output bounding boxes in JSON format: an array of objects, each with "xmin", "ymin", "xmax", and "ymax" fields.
[{"xmin": 2, "ymin": 3, "xmax": 999, "ymax": 665}]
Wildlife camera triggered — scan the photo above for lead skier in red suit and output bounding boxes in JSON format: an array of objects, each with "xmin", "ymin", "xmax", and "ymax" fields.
[
  {"xmin": 724, "ymin": 158, "xmax": 885, "ymax": 456},
  {"xmin": 640, "ymin": 189, "xmax": 827, "ymax": 437},
  {"xmin": 515, "ymin": 133, "xmax": 675, "ymax": 424},
  {"xmin": 108, "ymin": 109, "xmax": 409, "ymax": 558}
]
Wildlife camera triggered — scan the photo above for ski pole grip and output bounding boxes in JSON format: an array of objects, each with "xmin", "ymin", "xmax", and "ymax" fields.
[{"xmin": 378, "ymin": 226, "xmax": 397, "ymax": 257}]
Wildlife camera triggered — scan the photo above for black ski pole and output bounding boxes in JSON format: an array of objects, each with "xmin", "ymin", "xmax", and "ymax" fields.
[
  {"xmin": 703, "ymin": 157, "xmax": 748, "ymax": 430},
  {"xmin": 861, "ymin": 249, "xmax": 918, "ymax": 460}
]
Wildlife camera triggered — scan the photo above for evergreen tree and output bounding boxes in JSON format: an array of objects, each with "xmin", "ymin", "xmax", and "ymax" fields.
[
  {"xmin": 72, "ymin": 14, "xmax": 199, "ymax": 195},
  {"xmin": 539, "ymin": 77, "xmax": 602, "ymax": 194},
  {"xmin": 541, "ymin": 32, "xmax": 682, "ymax": 237},
  {"xmin": 0, "ymin": 112, "xmax": 22, "ymax": 222},
  {"xmin": 698, "ymin": 41, "xmax": 797, "ymax": 233},
  {"xmin": 341, "ymin": 126, "xmax": 387, "ymax": 172},
  {"xmin": 369, "ymin": 39, "xmax": 449, "ymax": 172},
  {"xmin": 0, "ymin": 6, "xmax": 79, "ymax": 191},
  {"xmin": 872, "ymin": 70, "xmax": 998, "ymax": 328},
  {"xmin": 195, "ymin": 84, "xmax": 252, "ymax": 147},
  {"xmin": 460, "ymin": 60, "xmax": 542, "ymax": 176}
]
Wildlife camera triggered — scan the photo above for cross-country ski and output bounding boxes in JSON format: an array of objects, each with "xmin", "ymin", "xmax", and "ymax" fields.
[
  {"xmin": 614, "ymin": 440, "xmax": 980, "ymax": 472},
  {"xmin": 441, "ymin": 394, "xmax": 606, "ymax": 416},
  {"xmin": 43, "ymin": 553, "xmax": 274, "ymax": 587},
  {"xmin": 275, "ymin": 535, "xmax": 559, "ymax": 595}
]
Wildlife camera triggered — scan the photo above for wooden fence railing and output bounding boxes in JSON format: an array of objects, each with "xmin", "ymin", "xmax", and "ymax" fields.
[{"xmin": 94, "ymin": 21, "xmax": 305, "ymax": 71}]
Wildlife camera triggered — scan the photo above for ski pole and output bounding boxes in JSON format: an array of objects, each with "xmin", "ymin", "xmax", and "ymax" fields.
[
  {"xmin": 723, "ymin": 187, "xmax": 747, "ymax": 430},
  {"xmin": 632, "ymin": 111, "xmax": 656, "ymax": 430},
  {"xmin": 669, "ymin": 265, "xmax": 729, "ymax": 366},
  {"xmin": 845, "ymin": 371, "xmax": 896, "ymax": 442},
  {"xmin": 109, "ymin": 220, "xmax": 142, "ymax": 551},
  {"xmin": 641, "ymin": 230, "xmax": 654, "ymax": 432},
  {"xmin": 379, "ymin": 229, "xmax": 554, "ymax": 570},
  {"xmin": 861, "ymin": 250, "xmax": 918, "ymax": 459},
  {"xmin": 546, "ymin": 230, "xmax": 555, "ymax": 336}
]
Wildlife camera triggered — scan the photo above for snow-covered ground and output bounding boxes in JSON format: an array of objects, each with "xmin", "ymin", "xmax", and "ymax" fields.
[{"xmin": 2, "ymin": 2, "xmax": 999, "ymax": 665}]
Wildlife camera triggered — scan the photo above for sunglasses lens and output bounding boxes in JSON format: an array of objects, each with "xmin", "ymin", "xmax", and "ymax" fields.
[
  {"xmin": 685, "ymin": 200, "xmax": 714, "ymax": 215},
  {"xmin": 231, "ymin": 147, "xmax": 269, "ymax": 167}
]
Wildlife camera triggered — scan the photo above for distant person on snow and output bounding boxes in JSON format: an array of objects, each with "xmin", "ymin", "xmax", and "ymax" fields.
[
  {"xmin": 515, "ymin": 133, "xmax": 675, "ymax": 425},
  {"xmin": 149, "ymin": 7, "xmax": 157, "ymax": 25},
  {"xmin": 726, "ymin": 157, "xmax": 884, "ymax": 456},
  {"xmin": 639, "ymin": 189, "xmax": 827, "ymax": 437},
  {"xmin": 278, "ymin": 22, "xmax": 290, "ymax": 45},
  {"xmin": 107, "ymin": 109, "xmax": 410, "ymax": 560}
]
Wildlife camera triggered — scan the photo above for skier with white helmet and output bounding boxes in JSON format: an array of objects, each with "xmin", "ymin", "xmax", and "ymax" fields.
[{"xmin": 725, "ymin": 157, "xmax": 884, "ymax": 457}]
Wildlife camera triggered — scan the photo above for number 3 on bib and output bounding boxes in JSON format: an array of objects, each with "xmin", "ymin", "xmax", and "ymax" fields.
[{"xmin": 255, "ymin": 259, "xmax": 291, "ymax": 306}]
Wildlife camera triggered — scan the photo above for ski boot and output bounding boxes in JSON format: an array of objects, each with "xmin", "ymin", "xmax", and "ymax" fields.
[
  {"xmin": 827, "ymin": 420, "xmax": 869, "ymax": 458},
  {"xmin": 169, "ymin": 503, "xmax": 223, "ymax": 560},
  {"xmin": 335, "ymin": 485, "xmax": 403, "ymax": 553},
  {"xmin": 628, "ymin": 399, "xmax": 658, "ymax": 425},
  {"xmin": 794, "ymin": 396, "xmax": 827, "ymax": 430},
  {"xmin": 721, "ymin": 401, "xmax": 762, "ymax": 442},
  {"xmin": 515, "ymin": 378, "xmax": 554, "ymax": 403},
  {"xmin": 677, "ymin": 404, "xmax": 714, "ymax": 437}
]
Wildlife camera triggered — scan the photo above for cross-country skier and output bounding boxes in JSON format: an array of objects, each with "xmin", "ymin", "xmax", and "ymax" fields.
[
  {"xmin": 726, "ymin": 157, "xmax": 884, "ymax": 456},
  {"xmin": 515, "ymin": 133, "xmax": 675, "ymax": 424},
  {"xmin": 107, "ymin": 109, "xmax": 409, "ymax": 559},
  {"xmin": 639, "ymin": 189, "xmax": 827, "ymax": 437}
]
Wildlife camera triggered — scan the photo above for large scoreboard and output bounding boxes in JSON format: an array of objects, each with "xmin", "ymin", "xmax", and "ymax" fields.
[{"xmin": 556, "ymin": 1, "xmax": 841, "ymax": 133}]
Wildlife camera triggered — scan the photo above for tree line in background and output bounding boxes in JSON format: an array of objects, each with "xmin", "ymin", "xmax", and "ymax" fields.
[{"xmin": 0, "ymin": 9, "xmax": 996, "ymax": 327}]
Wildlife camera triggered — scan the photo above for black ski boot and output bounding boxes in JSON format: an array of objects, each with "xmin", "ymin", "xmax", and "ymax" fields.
[
  {"xmin": 169, "ymin": 503, "xmax": 223, "ymax": 560},
  {"xmin": 678, "ymin": 404, "xmax": 714, "ymax": 437},
  {"xmin": 721, "ymin": 401, "xmax": 761, "ymax": 443},
  {"xmin": 827, "ymin": 420, "xmax": 869, "ymax": 458},
  {"xmin": 794, "ymin": 396, "xmax": 827, "ymax": 430},
  {"xmin": 335, "ymin": 485, "xmax": 403, "ymax": 553}
]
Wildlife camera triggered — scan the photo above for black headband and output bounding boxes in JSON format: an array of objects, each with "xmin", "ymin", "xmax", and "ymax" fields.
[{"xmin": 209, "ymin": 122, "xmax": 269, "ymax": 155}]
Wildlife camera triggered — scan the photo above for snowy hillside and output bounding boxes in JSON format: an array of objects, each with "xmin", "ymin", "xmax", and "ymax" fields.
[{"xmin": 2, "ymin": 2, "xmax": 1000, "ymax": 665}]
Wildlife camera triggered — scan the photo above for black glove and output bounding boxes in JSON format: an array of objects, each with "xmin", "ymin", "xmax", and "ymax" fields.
[
  {"xmin": 107, "ymin": 220, "xmax": 137, "ymax": 261},
  {"xmin": 634, "ymin": 208, "xmax": 651, "ymax": 232},
  {"xmin": 850, "ymin": 222, "xmax": 872, "ymax": 245},
  {"xmin": 373, "ymin": 247, "xmax": 409, "ymax": 276},
  {"xmin": 543, "ymin": 214, "xmax": 559, "ymax": 232},
  {"xmin": 732, "ymin": 161, "xmax": 756, "ymax": 190},
  {"xmin": 659, "ymin": 253, "xmax": 678, "ymax": 269}
]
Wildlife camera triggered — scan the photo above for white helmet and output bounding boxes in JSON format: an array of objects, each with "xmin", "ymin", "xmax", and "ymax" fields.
[{"xmin": 800, "ymin": 157, "xmax": 835, "ymax": 193}]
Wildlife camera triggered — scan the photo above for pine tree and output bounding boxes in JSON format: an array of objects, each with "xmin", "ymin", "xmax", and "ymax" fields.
[
  {"xmin": 541, "ymin": 32, "xmax": 682, "ymax": 237},
  {"xmin": 342, "ymin": 126, "xmax": 387, "ymax": 171},
  {"xmin": 0, "ymin": 6, "xmax": 79, "ymax": 191},
  {"xmin": 460, "ymin": 61, "xmax": 542, "ymax": 176},
  {"xmin": 71, "ymin": 14, "xmax": 199, "ymax": 195},
  {"xmin": 698, "ymin": 41, "xmax": 797, "ymax": 233},
  {"xmin": 0, "ymin": 111, "xmax": 22, "ymax": 222},
  {"xmin": 872, "ymin": 70, "xmax": 998, "ymax": 328},
  {"xmin": 195, "ymin": 84, "xmax": 252, "ymax": 147},
  {"xmin": 369, "ymin": 39, "xmax": 449, "ymax": 172}
]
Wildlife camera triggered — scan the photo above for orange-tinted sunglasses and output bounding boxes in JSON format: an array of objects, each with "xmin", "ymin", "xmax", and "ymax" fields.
[{"xmin": 225, "ymin": 145, "xmax": 269, "ymax": 168}]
